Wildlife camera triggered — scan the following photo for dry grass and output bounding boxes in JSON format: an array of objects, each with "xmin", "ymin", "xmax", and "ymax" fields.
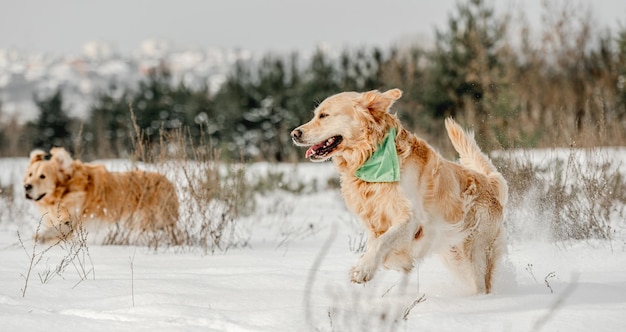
[
  {"xmin": 18, "ymin": 211, "xmax": 95, "ymax": 297},
  {"xmin": 495, "ymin": 148, "xmax": 626, "ymax": 242},
  {"xmin": 101, "ymin": 112, "xmax": 256, "ymax": 253}
]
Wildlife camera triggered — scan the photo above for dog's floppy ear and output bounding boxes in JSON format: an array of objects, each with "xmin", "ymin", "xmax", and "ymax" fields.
[
  {"xmin": 29, "ymin": 149, "xmax": 47, "ymax": 163},
  {"xmin": 359, "ymin": 88, "xmax": 403, "ymax": 113},
  {"xmin": 50, "ymin": 147, "xmax": 74, "ymax": 175}
]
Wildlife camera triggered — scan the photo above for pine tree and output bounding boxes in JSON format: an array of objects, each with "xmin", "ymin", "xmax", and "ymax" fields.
[
  {"xmin": 616, "ymin": 26, "xmax": 626, "ymax": 119},
  {"xmin": 86, "ymin": 67, "xmax": 215, "ymax": 159},
  {"xmin": 427, "ymin": 0, "xmax": 511, "ymax": 148},
  {"xmin": 301, "ymin": 48, "xmax": 340, "ymax": 107},
  {"xmin": 26, "ymin": 88, "xmax": 75, "ymax": 152},
  {"xmin": 88, "ymin": 83, "xmax": 133, "ymax": 158}
]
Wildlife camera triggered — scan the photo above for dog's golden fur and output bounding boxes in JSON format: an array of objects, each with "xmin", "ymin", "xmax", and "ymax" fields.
[
  {"xmin": 23, "ymin": 147, "xmax": 179, "ymax": 244},
  {"xmin": 291, "ymin": 89, "xmax": 508, "ymax": 294}
]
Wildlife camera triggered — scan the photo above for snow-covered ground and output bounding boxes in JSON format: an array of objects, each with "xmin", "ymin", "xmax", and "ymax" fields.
[{"xmin": 1, "ymin": 151, "xmax": 625, "ymax": 331}]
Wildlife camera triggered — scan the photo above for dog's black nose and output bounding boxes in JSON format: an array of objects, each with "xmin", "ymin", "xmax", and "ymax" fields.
[
  {"xmin": 24, "ymin": 184, "xmax": 32, "ymax": 192},
  {"xmin": 291, "ymin": 129, "xmax": 302, "ymax": 140}
]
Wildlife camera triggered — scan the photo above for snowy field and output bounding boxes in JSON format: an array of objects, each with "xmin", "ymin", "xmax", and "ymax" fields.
[{"xmin": 1, "ymin": 150, "xmax": 626, "ymax": 331}]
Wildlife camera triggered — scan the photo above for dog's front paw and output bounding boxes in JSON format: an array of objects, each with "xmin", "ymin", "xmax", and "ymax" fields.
[
  {"xmin": 34, "ymin": 227, "xmax": 68, "ymax": 245},
  {"xmin": 350, "ymin": 260, "xmax": 377, "ymax": 284},
  {"xmin": 33, "ymin": 232, "xmax": 60, "ymax": 245}
]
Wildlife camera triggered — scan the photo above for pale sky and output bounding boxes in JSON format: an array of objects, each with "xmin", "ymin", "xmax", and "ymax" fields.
[{"xmin": 0, "ymin": 0, "xmax": 625, "ymax": 55}]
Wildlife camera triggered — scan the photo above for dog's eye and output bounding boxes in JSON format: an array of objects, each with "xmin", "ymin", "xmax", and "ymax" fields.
[
  {"xmin": 39, "ymin": 174, "xmax": 45, "ymax": 179},
  {"xmin": 319, "ymin": 113, "xmax": 328, "ymax": 119}
]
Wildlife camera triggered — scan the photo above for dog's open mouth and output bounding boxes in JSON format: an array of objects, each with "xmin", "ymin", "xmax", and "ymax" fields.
[
  {"xmin": 25, "ymin": 193, "xmax": 46, "ymax": 201},
  {"xmin": 305, "ymin": 135, "xmax": 343, "ymax": 160}
]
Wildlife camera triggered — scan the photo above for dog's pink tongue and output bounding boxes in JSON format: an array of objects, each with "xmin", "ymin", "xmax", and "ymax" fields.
[
  {"xmin": 305, "ymin": 142, "xmax": 324, "ymax": 158},
  {"xmin": 305, "ymin": 146, "xmax": 316, "ymax": 158}
]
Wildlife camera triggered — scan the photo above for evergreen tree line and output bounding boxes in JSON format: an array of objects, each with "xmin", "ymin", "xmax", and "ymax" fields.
[{"xmin": 2, "ymin": 0, "xmax": 626, "ymax": 161}]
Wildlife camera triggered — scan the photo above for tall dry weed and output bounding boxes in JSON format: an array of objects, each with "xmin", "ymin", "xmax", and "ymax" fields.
[{"xmin": 496, "ymin": 149, "xmax": 626, "ymax": 242}]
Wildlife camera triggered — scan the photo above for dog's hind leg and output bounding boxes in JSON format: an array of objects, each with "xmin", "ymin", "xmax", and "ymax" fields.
[
  {"xmin": 441, "ymin": 241, "xmax": 486, "ymax": 294},
  {"xmin": 443, "ymin": 231, "xmax": 507, "ymax": 294},
  {"xmin": 484, "ymin": 226, "xmax": 506, "ymax": 293}
]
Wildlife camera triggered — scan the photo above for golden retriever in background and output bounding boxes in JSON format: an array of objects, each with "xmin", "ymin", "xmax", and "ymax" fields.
[
  {"xmin": 291, "ymin": 89, "xmax": 508, "ymax": 294},
  {"xmin": 23, "ymin": 147, "xmax": 179, "ymax": 244}
]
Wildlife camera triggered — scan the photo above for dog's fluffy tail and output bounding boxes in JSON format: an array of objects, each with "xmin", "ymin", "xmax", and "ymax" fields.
[{"xmin": 444, "ymin": 117, "xmax": 508, "ymax": 206}]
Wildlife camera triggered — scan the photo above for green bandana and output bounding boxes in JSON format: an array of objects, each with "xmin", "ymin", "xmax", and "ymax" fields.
[{"xmin": 355, "ymin": 128, "xmax": 400, "ymax": 182}]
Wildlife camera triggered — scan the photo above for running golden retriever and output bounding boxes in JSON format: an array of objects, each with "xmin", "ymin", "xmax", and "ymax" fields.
[
  {"xmin": 291, "ymin": 89, "xmax": 508, "ymax": 294},
  {"xmin": 23, "ymin": 147, "xmax": 179, "ymax": 244}
]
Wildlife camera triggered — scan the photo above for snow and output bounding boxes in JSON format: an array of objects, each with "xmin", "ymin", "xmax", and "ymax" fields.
[{"xmin": 1, "ymin": 152, "xmax": 626, "ymax": 331}]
